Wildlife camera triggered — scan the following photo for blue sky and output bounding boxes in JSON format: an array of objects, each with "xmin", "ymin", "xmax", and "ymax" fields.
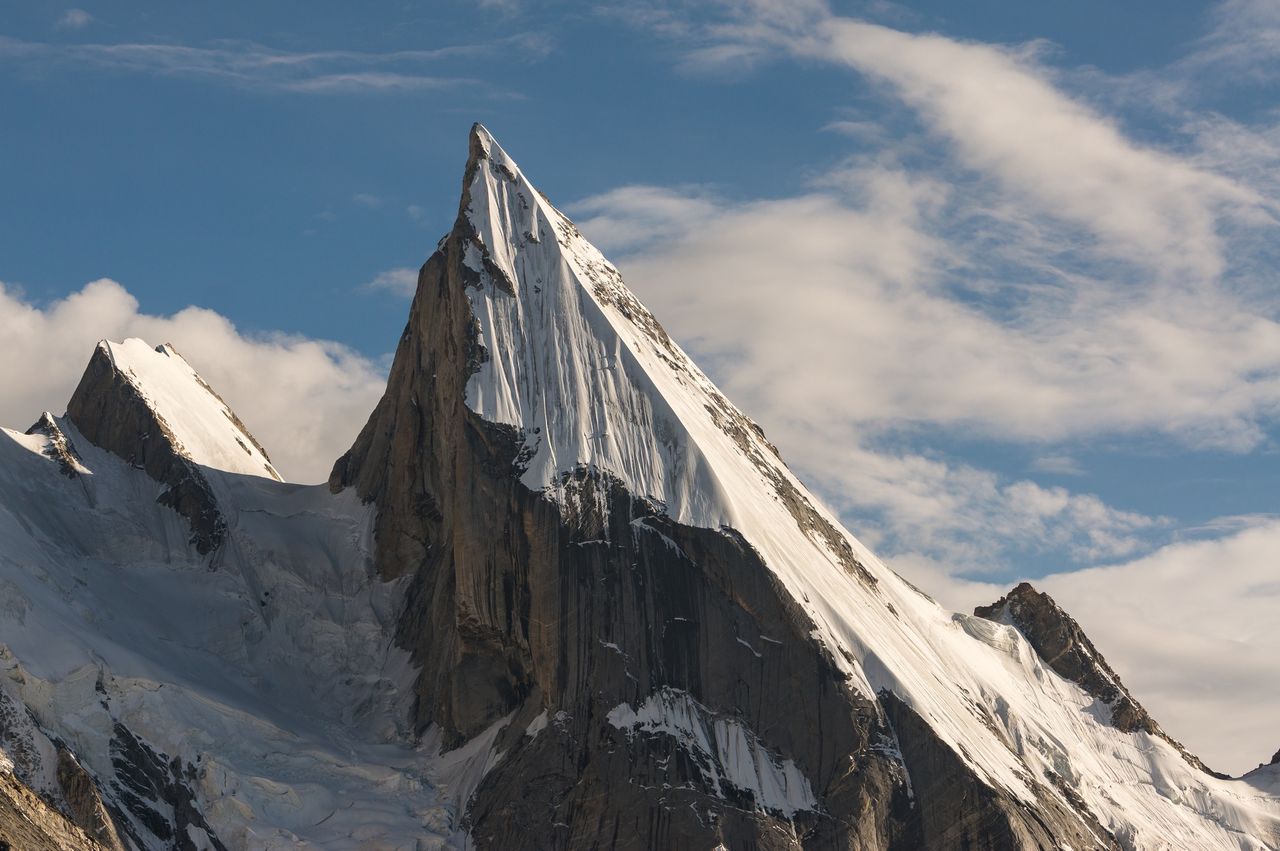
[{"xmin": 2, "ymin": 1, "xmax": 1279, "ymax": 771}]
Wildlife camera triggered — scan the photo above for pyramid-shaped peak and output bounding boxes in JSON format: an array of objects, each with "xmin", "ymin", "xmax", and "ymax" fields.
[{"xmin": 69, "ymin": 337, "xmax": 281, "ymax": 483}]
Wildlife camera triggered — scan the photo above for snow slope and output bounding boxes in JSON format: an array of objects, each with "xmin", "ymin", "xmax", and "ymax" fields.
[
  {"xmin": 0, "ymin": 412, "xmax": 495, "ymax": 849},
  {"xmin": 458, "ymin": 124, "xmax": 1280, "ymax": 850}
]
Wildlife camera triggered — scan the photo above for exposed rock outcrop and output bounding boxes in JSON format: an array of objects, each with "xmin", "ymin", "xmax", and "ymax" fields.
[
  {"xmin": 975, "ymin": 582, "xmax": 1223, "ymax": 777},
  {"xmin": 55, "ymin": 747, "xmax": 124, "ymax": 850},
  {"xmin": 0, "ymin": 768, "xmax": 112, "ymax": 851},
  {"xmin": 107, "ymin": 723, "xmax": 225, "ymax": 851},
  {"xmin": 66, "ymin": 342, "xmax": 227, "ymax": 554},
  {"xmin": 25, "ymin": 413, "xmax": 84, "ymax": 479}
]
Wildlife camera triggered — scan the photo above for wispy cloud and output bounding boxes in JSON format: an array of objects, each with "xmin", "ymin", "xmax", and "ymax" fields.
[
  {"xmin": 580, "ymin": 170, "xmax": 1280, "ymax": 457},
  {"xmin": 575, "ymin": 176, "xmax": 1188, "ymax": 571},
  {"xmin": 54, "ymin": 9, "xmax": 92, "ymax": 31},
  {"xmin": 361, "ymin": 267, "xmax": 419, "ymax": 297},
  {"xmin": 568, "ymin": 185, "xmax": 721, "ymax": 252},
  {"xmin": 0, "ymin": 32, "xmax": 551, "ymax": 94},
  {"xmin": 1029, "ymin": 454, "xmax": 1086, "ymax": 476},
  {"xmin": 1186, "ymin": 0, "xmax": 1280, "ymax": 82},
  {"xmin": 682, "ymin": 2, "xmax": 1263, "ymax": 283},
  {"xmin": 351, "ymin": 193, "xmax": 382, "ymax": 209}
]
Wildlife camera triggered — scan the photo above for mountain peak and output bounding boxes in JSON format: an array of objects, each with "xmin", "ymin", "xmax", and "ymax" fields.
[
  {"xmin": 443, "ymin": 123, "xmax": 863, "ymax": 571},
  {"xmin": 65, "ymin": 337, "xmax": 280, "ymax": 553},
  {"xmin": 975, "ymin": 582, "xmax": 1223, "ymax": 777},
  {"xmin": 74, "ymin": 338, "xmax": 280, "ymax": 482},
  {"xmin": 325, "ymin": 124, "xmax": 1279, "ymax": 848},
  {"xmin": 975, "ymin": 582, "xmax": 1154, "ymax": 733}
]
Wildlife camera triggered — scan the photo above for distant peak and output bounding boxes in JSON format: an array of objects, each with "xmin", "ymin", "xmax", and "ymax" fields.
[
  {"xmin": 976, "ymin": 582, "xmax": 1224, "ymax": 778},
  {"xmin": 65, "ymin": 337, "xmax": 281, "ymax": 554},
  {"xmin": 74, "ymin": 338, "xmax": 281, "ymax": 482},
  {"xmin": 976, "ymin": 583, "xmax": 1147, "ymax": 730}
]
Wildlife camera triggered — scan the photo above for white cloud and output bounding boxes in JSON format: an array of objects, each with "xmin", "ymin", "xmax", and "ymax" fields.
[
  {"xmin": 568, "ymin": 185, "xmax": 721, "ymax": 252},
  {"xmin": 572, "ymin": 174, "xmax": 1192, "ymax": 570},
  {"xmin": 678, "ymin": 1, "xmax": 1266, "ymax": 281},
  {"xmin": 361, "ymin": 267, "xmax": 419, "ymax": 297},
  {"xmin": 0, "ymin": 279, "xmax": 386, "ymax": 484},
  {"xmin": 807, "ymin": 435, "xmax": 1161, "ymax": 569},
  {"xmin": 54, "ymin": 9, "xmax": 92, "ymax": 30},
  {"xmin": 581, "ymin": 173, "xmax": 1280, "ymax": 455},
  {"xmin": 0, "ymin": 32, "xmax": 550, "ymax": 94},
  {"xmin": 352, "ymin": 193, "xmax": 382, "ymax": 208},
  {"xmin": 1187, "ymin": 0, "xmax": 1280, "ymax": 82}
]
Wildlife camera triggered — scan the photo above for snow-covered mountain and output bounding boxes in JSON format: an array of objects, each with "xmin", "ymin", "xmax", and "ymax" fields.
[{"xmin": 0, "ymin": 124, "xmax": 1277, "ymax": 850}]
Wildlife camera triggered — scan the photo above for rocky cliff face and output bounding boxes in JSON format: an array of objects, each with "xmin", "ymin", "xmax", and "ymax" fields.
[
  {"xmin": 329, "ymin": 125, "xmax": 1119, "ymax": 850},
  {"xmin": 975, "ymin": 582, "xmax": 1222, "ymax": 778},
  {"xmin": 0, "ymin": 768, "xmax": 115, "ymax": 851}
]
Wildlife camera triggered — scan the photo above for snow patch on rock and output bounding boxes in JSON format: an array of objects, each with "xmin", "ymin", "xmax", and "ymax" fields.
[{"xmin": 607, "ymin": 687, "xmax": 817, "ymax": 818}]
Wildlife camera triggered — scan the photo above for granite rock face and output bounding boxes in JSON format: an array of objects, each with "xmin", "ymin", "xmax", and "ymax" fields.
[
  {"xmin": 975, "ymin": 582, "xmax": 1222, "ymax": 777},
  {"xmin": 330, "ymin": 126, "xmax": 1117, "ymax": 851},
  {"xmin": 55, "ymin": 747, "xmax": 125, "ymax": 850},
  {"xmin": 0, "ymin": 768, "xmax": 114, "ymax": 851}
]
